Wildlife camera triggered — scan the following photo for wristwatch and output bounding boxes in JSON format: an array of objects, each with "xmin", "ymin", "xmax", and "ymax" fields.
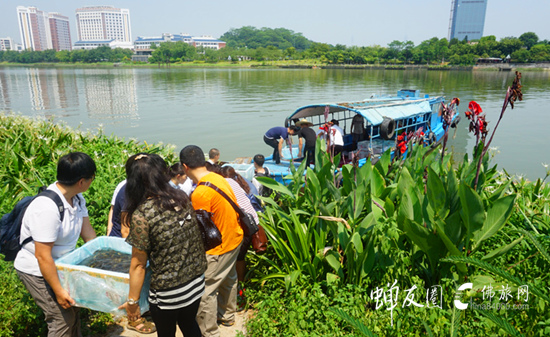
[{"xmin": 127, "ymin": 298, "xmax": 139, "ymax": 306}]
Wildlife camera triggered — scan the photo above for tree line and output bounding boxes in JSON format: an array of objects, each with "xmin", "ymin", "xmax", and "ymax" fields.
[
  {"xmin": 0, "ymin": 46, "xmax": 133, "ymax": 64},
  {"xmin": 1, "ymin": 28, "xmax": 548, "ymax": 65}
]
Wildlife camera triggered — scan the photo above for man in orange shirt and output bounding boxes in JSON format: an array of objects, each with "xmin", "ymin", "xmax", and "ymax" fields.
[{"xmin": 180, "ymin": 145, "xmax": 243, "ymax": 337}]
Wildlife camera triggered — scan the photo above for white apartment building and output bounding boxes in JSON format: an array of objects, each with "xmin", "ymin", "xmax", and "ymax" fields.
[
  {"xmin": 0, "ymin": 37, "xmax": 15, "ymax": 51},
  {"xmin": 75, "ymin": 6, "xmax": 132, "ymax": 48},
  {"xmin": 17, "ymin": 6, "xmax": 51, "ymax": 51},
  {"xmin": 16, "ymin": 6, "xmax": 71, "ymax": 51}
]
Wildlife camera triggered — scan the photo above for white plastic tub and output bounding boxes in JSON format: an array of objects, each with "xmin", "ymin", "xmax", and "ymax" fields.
[{"xmin": 55, "ymin": 236, "xmax": 151, "ymax": 315}]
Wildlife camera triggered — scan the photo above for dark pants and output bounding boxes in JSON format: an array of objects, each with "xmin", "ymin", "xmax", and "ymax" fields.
[
  {"xmin": 304, "ymin": 146, "xmax": 315, "ymax": 166},
  {"xmin": 149, "ymin": 297, "xmax": 201, "ymax": 337},
  {"xmin": 264, "ymin": 135, "xmax": 281, "ymax": 164},
  {"xmin": 333, "ymin": 145, "xmax": 344, "ymax": 157}
]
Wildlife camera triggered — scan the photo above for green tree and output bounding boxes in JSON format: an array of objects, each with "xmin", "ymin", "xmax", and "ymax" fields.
[
  {"xmin": 519, "ymin": 32, "xmax": 539, "ymax": 50},
  {"xmin": 511, "ymin": 48, "xmax": 530, "ymax": 63},
  {"xmin": 528, "ymin": 44, "xmax": 550, "ymax": 61},
  {"xmin": 498, "ymin": 37, "xmax": 523, "ymax": 57},
  {"xmin": 55, "ymin": 50, "xmax": 71, "ymax": 62}
]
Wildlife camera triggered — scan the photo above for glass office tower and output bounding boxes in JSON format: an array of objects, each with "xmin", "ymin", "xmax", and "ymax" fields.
[{"xmin": 448, "ymin": 0, "xmax": 488, "ymax": 41}]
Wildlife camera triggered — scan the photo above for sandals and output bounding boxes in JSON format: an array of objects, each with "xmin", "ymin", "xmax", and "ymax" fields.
[
  {"xmin": 217, "ymin": 318, "xmax": 235, "ymax": 327},
  {"xmin": 127, "ymin": 317, "xmax": 156, "ymax": 334}
]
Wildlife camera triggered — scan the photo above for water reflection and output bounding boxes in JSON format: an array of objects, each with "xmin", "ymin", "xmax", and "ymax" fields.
[
  {"xmin": 80, "ymin": 69, "xmax": 138, "ymax": 124},
  {"xmin": 0, "ymin": 66, "xmax": 548, "ymax": 180}
]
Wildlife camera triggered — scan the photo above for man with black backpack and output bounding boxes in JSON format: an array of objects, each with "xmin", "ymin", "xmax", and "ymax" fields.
[{"xmin": 14, "ymin": 152, "xmax": 97, "ymax": 337}]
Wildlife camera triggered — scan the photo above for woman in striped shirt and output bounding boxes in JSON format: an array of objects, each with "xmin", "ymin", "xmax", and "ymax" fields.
[{"xmin": 119, "ymin": 153, "xmax": 207, "ymax": 337}]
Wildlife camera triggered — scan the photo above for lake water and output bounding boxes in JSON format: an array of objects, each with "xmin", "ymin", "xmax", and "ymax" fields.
[{"xmin": 0, "ymin": 66, "xmax": 549, "ymax": 181}]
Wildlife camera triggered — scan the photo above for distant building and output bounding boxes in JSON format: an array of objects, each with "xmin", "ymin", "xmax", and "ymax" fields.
[
  {"xmin": 73, "ymin": 40, "xmax": 133, "ymax": 50},
  {"xmin": 49, "ymin": 13, "xmax": 72, "ymax": 51},
  {"xmin": 134, "ymin": 33, "xmax": 193, "ymax": 50},
  {"xmin": 0, "ymin": 37, "xmax": 15, "ymax": 51},
  {"xmin": 134, "ymin": 33, "xmax": 225, "ymax": 51},
  {"xmin": 448, "ymin": 0, "xmax": 488, "ymax": 42},
  {"xmin": 132, "ymin": 33, "xmax": 226, "ymax": 62},
  {"xmin": 75, "ymin": 6, "xmax": 132, "ymax": 49},
  {"xmin": 17, "ymin": 6, "xmax": 50, "ymax": 51},
  {"xmin": 191, "ymin": 36, "xmax": 226, "ymax": 50},
  {"xmin": 16, "ymin": 6, "xmax": 71, "ymax": 51}
]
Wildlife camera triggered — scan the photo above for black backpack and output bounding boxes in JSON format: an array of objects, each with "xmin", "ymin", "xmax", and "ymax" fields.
[{"xmin": 0, "ymin": 188, "xmax": 64, "ymax": 261}]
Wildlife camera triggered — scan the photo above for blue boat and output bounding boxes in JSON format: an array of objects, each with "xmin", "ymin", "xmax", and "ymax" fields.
[{"xmin": 229, "ymin": 89, "xmax": 459, "ymax": 184}]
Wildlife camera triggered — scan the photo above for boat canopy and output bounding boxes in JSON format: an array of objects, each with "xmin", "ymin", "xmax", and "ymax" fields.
[{"xmin": 288, "ymin": 98, "xmax": 437, "ymax": 126}]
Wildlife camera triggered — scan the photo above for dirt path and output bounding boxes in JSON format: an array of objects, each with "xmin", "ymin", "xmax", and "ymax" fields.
[{"xmin": 96, "ymin": 310, "xmax": 248, "ymax": 337}]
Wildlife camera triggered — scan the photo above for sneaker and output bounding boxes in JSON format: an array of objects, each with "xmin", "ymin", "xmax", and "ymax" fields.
[{"xmin": 217, "ymin": 319, "xmax": 235, "ymax": 327}]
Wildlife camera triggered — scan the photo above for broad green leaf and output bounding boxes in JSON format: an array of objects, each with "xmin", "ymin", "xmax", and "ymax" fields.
[
  {"xmin": 434, "ymin": 219, "xmax": 467, "ymax": 274},
  {"xmin": 398, "ymin": 190, "xmax": 414, "ymax": 229},
  {"xmin": 482, "ymin": 236, "xmax": 523, "ymax": 262},
  {"xmin": 384, "ymin": 197, "xmax": 395, "ymax": 218},
  {"xmin": 325, "ymin": 251, "xmax": 342, "ymax": 274},
  {"xmin": 255, "ymin": 176, "xmax": 295, "ymax": 199},
  {"xmin": 473, "ymin": 194, "xmax": 516, "ymax": 251},
  {"xmin": 459, "ymin": 182, "xmax": 485, "ymax": 251},
  {"xmin": 427, "ymin": 166, "xmax": 446, "ymax": 214},
  {"xmin": 326, "ymin": 273, "xmax": 340, "ymax": 284},
  {"xmin": 402, "ymin": 218, "xmax": 446, "ymax": 272},
  {"xmin": 370, "ymin": 165, "xmax": 386, "ymax": 197},
  {"xmin": 374, "ymin": 149, "xmax": 391, "ymax": 176},
  {"xmin": 446, "ymin": 168, "xmax": 460, "ymax": 213},
  {"xmin": 350, "ymin": 232, "xmax": 363, "ymax": 253},
  {"xmin": 444, "ymin": 211, "xmax": 463, "ymax": 246}
]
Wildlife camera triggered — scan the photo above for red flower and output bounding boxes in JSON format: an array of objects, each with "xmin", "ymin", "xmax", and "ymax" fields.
[
  {"xmin": 451, "ymin": 97, "xmax": 460, "ymax": 106},
  {"xmin": 468, "ymin": 101, "xmax": 483, "ymax": 115}
]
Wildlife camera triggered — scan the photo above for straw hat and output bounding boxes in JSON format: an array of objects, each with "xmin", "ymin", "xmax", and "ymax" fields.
[{"xmin": 296, "ymin": 118, "xmax": 314, "ymax": 127}]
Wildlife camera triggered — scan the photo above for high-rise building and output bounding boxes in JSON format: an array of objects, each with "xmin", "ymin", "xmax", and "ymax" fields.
[
  {"xmin": 75, "ymin": 6, "xmax": 132, "ymax": 44},
  {"xmin": 448, "ymin": 0, "xmax": 488, "ymax": 42},
  {"xmin": 49, "ymin": 13, "xmax": 72, "ymax": 51},
  {"xmin": 17, "ymin": 6, "xmax": 51, "ymax": 51},
  {"xmin": 16, "ymin": 6, "xmax": 71, "ymax": 51}
]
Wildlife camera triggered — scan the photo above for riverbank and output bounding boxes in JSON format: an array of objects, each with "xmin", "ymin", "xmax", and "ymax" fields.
[
  {"xmin": 1, "ymin": 60, "xmax": 549, "ymax": 71},
  {"xmin": 1, "ymin": 112, "xmax": 549, "ymax": 337}
]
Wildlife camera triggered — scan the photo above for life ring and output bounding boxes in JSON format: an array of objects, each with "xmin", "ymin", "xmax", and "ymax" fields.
[
  {"xmin": 450, "ymin": 115, "xmax": 461, "ymax": 128},
  {"xmin": 380, "ymin": 117, "xmax": 396, "ymax": 140}
]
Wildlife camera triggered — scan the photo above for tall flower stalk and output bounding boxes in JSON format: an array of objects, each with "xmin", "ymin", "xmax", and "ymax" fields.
[
  {"xmin": 468, "ymin": 71, "xmax": 523, "ymax": 189},
  {"xmin": 439, "ymin": 97, "xmax": 460, "ymax": 163}
]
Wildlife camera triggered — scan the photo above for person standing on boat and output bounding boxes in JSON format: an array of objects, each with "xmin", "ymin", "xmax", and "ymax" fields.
[
  {"xmin": 351, "ymin": 114, "xmax": 365, "ymax": 144},
  {"xmin": 329, "ymin": 119, "xmax": 345, "ymax": 156},
  {"xmin": 296, "ymin": 119, "xmax": 316, "ymax": 166},
  {"xmin": 263, "ymin": 125, "xmax": 300, "ymax": 164}
]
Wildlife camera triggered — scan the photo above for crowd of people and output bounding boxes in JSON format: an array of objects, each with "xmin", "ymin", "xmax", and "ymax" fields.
[{"xmin": 14, "ymin": 146, "xmax": 272, "ymax": 337}]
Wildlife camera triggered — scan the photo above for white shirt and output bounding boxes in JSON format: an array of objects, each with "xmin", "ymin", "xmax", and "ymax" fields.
[
  {"xmin": 14, "ymin": 182, "xmax": 88, "ymax": 276},
  {"xmin": 179, "ymin": 177, "xmax": 194, "ymax": 196},
  {"xmin": 110, "ymin": 180, "xmax": 126, "ymax": 206},
  {"xmin": 330, "ymin": 125, "xmax": 344, "ymax": 146},
  {"xmin": 225, "ymin": 179, "xmax": 259, "ymax": 224}
]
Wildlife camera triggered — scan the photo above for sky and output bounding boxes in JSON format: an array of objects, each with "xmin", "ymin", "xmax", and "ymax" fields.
[{"xmin": 1, "ymin": 0, "xmax": 548, "ymax": 47}]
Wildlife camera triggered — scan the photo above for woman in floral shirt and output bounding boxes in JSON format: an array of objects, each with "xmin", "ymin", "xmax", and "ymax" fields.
[{"xmin": 119, "ymin": 153, "xmax": 207, "ymax": 337}]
